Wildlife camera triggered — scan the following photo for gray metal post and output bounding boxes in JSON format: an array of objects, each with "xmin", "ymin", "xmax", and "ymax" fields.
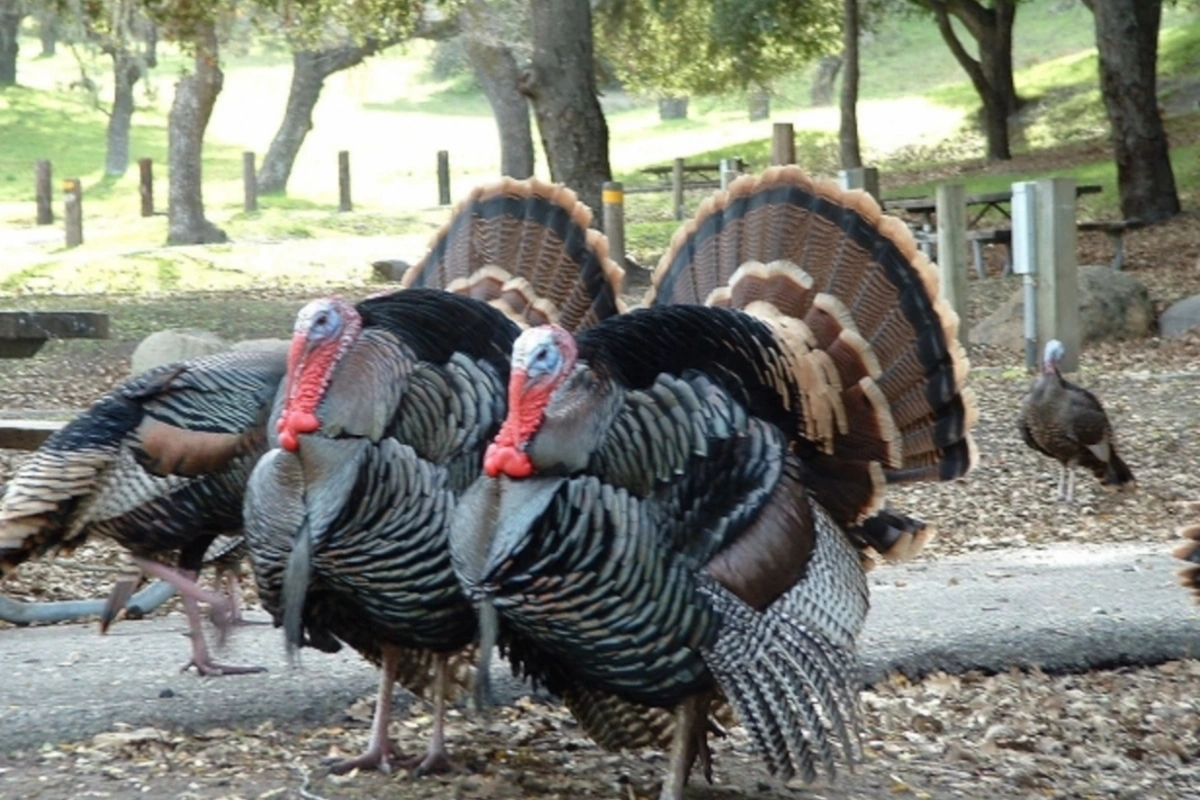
[
  {"xmin": 935, "ymin": 183, "xmax": 968, "ymax": 348},
  {"xmin": 1035, "ymin": 177, "xmax": 1080, "ymax": 373},
  {"xmin": 62, "ymin": 178, "xmax": 82, "ymax": 248},
  {"xmin": 242, "ymin": 151, "xmax": 257, "ymax": 212},
  {"xmin": 602, "ymin": 181, "xmax": 625, "ymax": 271},
  {"xmin": 35, "ymin": 160, "xmax": 52, "ymax": 224},
  {"xmin": 771, "ymin": 122, "xmax": 795, "ymax": 166},
  {"xmin": 1011, "ymin": 181, "xmax": 1039, "ymax": 371},
  {"xmin": 437, "ymin": 150, "xmax": 450, "ymax": 206},
  {"xmin": 338, "ymin": 150, "xmax": 353, "ymax": 212},
  {"xmin": 837, "ymin": 167, "xmax": 880, "ymax": 204}
]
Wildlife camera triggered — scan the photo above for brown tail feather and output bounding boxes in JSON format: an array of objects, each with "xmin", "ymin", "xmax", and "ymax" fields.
[
  {"xmin": 402, "ymin": 178, "xmax": 626, "ymax": 334},
  {"xmin": 1175, "ymin": 522, "xmax": 1200, "ymax": 604},
  {"xmin": 646, "ymin": 166, "xmax": 976, "ymax": 523}
]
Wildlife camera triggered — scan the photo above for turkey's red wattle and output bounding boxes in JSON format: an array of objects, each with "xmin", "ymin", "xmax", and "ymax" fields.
[
  {"xmin": 484, "ymin": 369, "xmax": 548, "ymax": 478},
  {"xmin": 278, "ymin": 335, "xmax": 337, "ymax": 452}
]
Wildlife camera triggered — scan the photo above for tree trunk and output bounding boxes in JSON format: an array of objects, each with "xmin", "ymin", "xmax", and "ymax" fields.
[
  {"xmin": 258, "ymin": 43, "xmax": 384, "ymax": 194},
  {"xmin": 36, "ymin": 7, "xmax": 55, "ymax": 57},
  {"xmin": 920, "ymin": 0, "xmax": 1018, "ymax": 161},
  {"xmin": 105, "ymin": 51, "xmax": 141, "ymax": 177},
  {"xmin": 0, "ymin": 1, "xmax": 23, "ymax": 87},
  {"xmin": 462, "ymin": 5, "xmax": 534, "ymax": 179},
  {"xmin": 811, "ymin": 54, "xmax": 842, "ymax": 106},
  {"xmin": 522, "ymin": 0, "xmax": 611, "ymax": 217},
  {"xmin": 657, "ymin": 96, "xmax": 689, "ymax": 120},
  {"xmin": 747, "ymin": 86, "xmax": 770, "ymax": 121},
  {"xmin": 167, "ymin": 21, "xmax": 227, "ymax": 246},
  {"xmin": 1084, "ymin": 0, "xmax": 1178, "ymax": 223},
  {"xmin": 838, "ymin": 0, "xmax": 862, "ymax": 169}
]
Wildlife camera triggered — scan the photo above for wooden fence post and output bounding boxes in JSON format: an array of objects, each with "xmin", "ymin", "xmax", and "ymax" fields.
[
  {"xmin": 338, "ymin": 150, "xmax": 352, "ymax": 212},
  {"xmin": 1035, "ymin": 177, "xmax": 1080, "ymax": 372},
  {"xmin": 437, "ymin": 150, "xmax": 451, "ymax": 206},
  {"xmin": 62, "ymin": 178, "xmax": 82, "ymax": 248},
  {"xmin": 602, "ymin": 181, "xmax": 625, "ymax": 270},
  {"xmin": 935, "ymin": 183, "xmax": 968, "ymax": 349},
  {"xmin": 672, "ymin": 157, "xmax": 685, "ymax": 221},
  {"xmin": 242, "ymin": 152, "xmax": 258, "ymax": 212},
  {"xmin": 35, "ymin": 160, "xmax": 53, "ymax": 225},
  {"xmin": 770, "ymin": 122, "xmax": 795, "ymax": 166},
  {"xmin": 138, "ymin": 158, "xmax": 154, "ymax": 217}
]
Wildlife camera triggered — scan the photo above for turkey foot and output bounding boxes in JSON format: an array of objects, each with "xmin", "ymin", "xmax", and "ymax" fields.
[
  {"xmin": 323, "ymin": 740, "xmax": 403, "ymax": 775},
  {"xmin": 135, "ymin": 558, "xmax": 266, "ymax": 676},
  {"xmin": 399, "ymin": 742, "xmax": 456, "ymax": 777}
]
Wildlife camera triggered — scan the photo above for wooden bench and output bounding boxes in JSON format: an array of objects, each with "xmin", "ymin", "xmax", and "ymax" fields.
[
  {"xmin": 1077, "ymin": 219, "xmax": 1145, "ymax": 271},
  {"xmin": 966, "ymin": 219, "xmax": 1144, "ymax": 277},
  {"xmin": 0, "ymin": 418, "xmax": 66, "ymax": 450}
]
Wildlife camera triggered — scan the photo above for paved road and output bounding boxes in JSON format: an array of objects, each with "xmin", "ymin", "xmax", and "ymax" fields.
[{"xmin": 2, "ymin": 542, "xmax": 1197, "ymax": 753}]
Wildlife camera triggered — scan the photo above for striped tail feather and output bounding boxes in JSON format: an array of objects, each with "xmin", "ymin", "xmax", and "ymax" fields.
[
  {"xmin": 646, "ymin": 165, "xmax": 977, "ymax": 524},
  {"xmin": 402, "ymin": 177, "xmax": 626, "ymax": 334}
]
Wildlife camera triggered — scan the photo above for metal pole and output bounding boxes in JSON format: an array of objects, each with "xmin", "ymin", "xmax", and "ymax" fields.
[
  {"xmin": 437, "ymin": 150, "xmax": 451, "ymax": 206},
  {"xmin": 1011, "ymin": 181, "xmax": 1039, "ymax": 371},
  {"xmin": 602, "ymin": 181, "xmax": 625, "ymax": 270},
  {"xmin": 62, "ymin": 178, "xmax": 82, "ymax": 248}
]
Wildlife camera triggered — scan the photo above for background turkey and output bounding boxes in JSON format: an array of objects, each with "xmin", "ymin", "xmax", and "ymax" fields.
[
  {"xmin": 237, "ymin": 178, "xmax": 626, "ymax": 775},
  {"xmin": 0, "ymin": 344, "xmax": 288, "ymax": 675},
  {"xmin": 1018, "ymin": 339, "xmax": 1135, "ymax": 503},
  {"xmin": 452, "ymin": 165, "xmax": 977, "ymax": 800}
]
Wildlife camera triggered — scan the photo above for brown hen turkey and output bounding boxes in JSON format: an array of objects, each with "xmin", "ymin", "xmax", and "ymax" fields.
[
  {"xmin": 1018, "ymin": 339, "xmax": 1134, "ymax": 503},
  {"xmin": 239, "ymin": 178, "xmax": 626, "ymax": 775},
  {"xmin": 452, "ymin": 166, "xmax": 978, "ymax": 800},
  {"xmin": 0, "ymin": 345, "xmax": 287, "ymax": 675}
]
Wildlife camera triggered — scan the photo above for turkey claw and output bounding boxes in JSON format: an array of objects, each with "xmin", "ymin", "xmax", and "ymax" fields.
[
  {"xmin": 181, "ymin": 659, "xmax": 267, "ymax": 677},
  {"xmin": 323, "ymin": 742, "xmax": 403, "ymax": 775},
  {"xmin": 402, "ymin": 748, "xmax": 456, "ymax": 777}
]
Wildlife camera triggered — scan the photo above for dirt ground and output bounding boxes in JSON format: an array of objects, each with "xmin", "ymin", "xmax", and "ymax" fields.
[{"xmin": 1, "ymin": 195, "xmax": 1199, "ymax": 798}]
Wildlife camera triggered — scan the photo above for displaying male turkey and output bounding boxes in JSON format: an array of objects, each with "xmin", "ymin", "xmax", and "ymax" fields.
[
  {"xmin": 0, "ymin": 344, "xmax": 288, "ymax": 675},
  {"xmin": 1018, "ymin": 339, "xmax": 1135, "ymax": 503},
  {"xmin": 451, "ymin": 166, "xmax": 978, "ymax": 799},
  {"xmin": 240, "ymin": 178, "xmax": 625, "ymax": 775}
]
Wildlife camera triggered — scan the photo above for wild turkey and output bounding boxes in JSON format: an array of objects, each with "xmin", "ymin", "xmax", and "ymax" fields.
[
  {"xmin": 1018, "ymin": 339, "xmax": 1135, "ymax": 503},
  {"xmin": 451, "ymin": 166, "xmax": 978, "ymax": 799},
  {"xmin": 1175, "ymin": 505, "xmax": 1200, "ymax": 604},
  {"xmin": 237, "ymin": 178, "xmax": 625, "ymax": 775},
  {"xmin": 0, "ymin": 345, "xmax": 288, "ymax": 674}
]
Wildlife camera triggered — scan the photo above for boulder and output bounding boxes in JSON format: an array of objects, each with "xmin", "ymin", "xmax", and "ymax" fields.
[
  {"xmin": 130, "ymin": 329, "xmax": 228, "ymax": 374},
  {"xmin": 231, "ymin": 338, "xmax": 290, "ymax": 355},
  {"xmin": 972, "ymin": 266, "xmax": 1154, "ymax": 351},
  {"xmin": 1159, "ymin": 293, "xmax": 1200, "ymax": 339}
]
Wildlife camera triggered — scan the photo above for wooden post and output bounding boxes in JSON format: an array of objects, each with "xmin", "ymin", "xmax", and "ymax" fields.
[
  {"xmin": 437, "ymin": 150, "xmax": 451, "ymax": 206},
  {"xmin": 138, "ymin": 158, "xmax": 154, "ymax": 217},
  {"xmin": 242, "ymin": 152, "xmax": 258, "ymax": 212},
  {"xmin": 62, "ymin": 178, "xmax": 82, "ymax": 248},
  {"xmin": 35, "ymin": 160, "xmax": 53, "ymax": 225},
  {"xmin": 838, "ymin": 167, "xmax": 880, "ymax": 204},
  {"xmin": 602, "ymin": 181, "xmax": 625, "ymax": 271},
  {"xmin": 935, "ymin": 183, "xmax": 968, "ymax": 348},
  {"xmin": 1035, "ymin": 177, "xmax": 1080, "ymax": 373},
  {"xmin": 672, "ymin": 157, "xmax": 685, "ymax": 221},
  {"xmin": 770, "ymin": 122, "xmax": 795, "ymax": 166},
  {"xmin": 338, "ymin": 150, "xmax": 352, "ymax": 212}
]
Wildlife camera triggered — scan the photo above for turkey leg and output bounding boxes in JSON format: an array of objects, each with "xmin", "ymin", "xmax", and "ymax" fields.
[
  {"xmin": 327, "ymin": 645, "xmax": 403, "ymax": 774},
  {"xmin": 659, "ymin": 693, "xmax": 713, "ymax": 800},
  {"xmin": 400, "ymin": 654, "xmax": 455, "ymax": 776},
  {"xmin": 131, "ymin": 557, "xmax": 265, "ymax": 676}
]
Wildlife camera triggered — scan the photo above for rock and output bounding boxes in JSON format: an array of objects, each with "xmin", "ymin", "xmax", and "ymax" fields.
[
  {"xmin": 1158, "ymin": 293, "xmax": 1200, "ymax": 338},
  {"xmin": 231, "ymin": 338, "xmax": 290, "ymax": 355},
  {"xmin": 371, "ymin": 259, "xmax": 411, "ymax": 282},
  {"xmin": 130, "ymin": 329, "xmax": 228, "ymax": 374},
  {"xmin": 971, "ymin": 266, "xmax": 1154, "ymax": 351}
]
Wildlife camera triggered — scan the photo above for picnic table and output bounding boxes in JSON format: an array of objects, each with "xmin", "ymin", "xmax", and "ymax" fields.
[
  {"xmin": 882, "ymin": 184, "xmax": 1104, "ymax": 230},
  {"xmin": 0, "ymin": 310, "xmax": 109, "ymax": 449},
  {"xmin": 637, "ymin": 158, "xmax": 748, "ymax": 190}
]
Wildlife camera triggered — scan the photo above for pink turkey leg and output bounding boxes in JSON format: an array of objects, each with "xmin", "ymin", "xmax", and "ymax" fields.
[{"xmin": 131, "ymin": 557, "xmax": 265, "ymax": 676}]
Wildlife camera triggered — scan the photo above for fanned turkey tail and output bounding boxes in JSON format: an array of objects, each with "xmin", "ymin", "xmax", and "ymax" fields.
[
  {"xmin": 645, "ymin": 165, "xmax": 978, "ymax": 527},
  {"xmin": 1175, "ymin": 505, "xmax": 1200, "ymax": 604},
  {"xmin": 402, "ymin": 177, "xmax": 626, "ymax": 334}
]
